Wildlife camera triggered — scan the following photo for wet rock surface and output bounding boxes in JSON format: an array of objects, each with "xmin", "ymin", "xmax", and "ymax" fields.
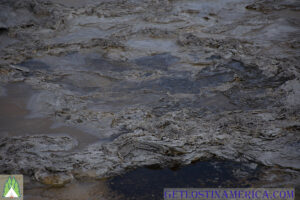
[{"xmin": 0, "ymin": 0, "xmax": 300, "ymax": 198}]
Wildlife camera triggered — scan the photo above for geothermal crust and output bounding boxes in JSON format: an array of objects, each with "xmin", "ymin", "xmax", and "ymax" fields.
[{"xmin": 0, "ymin": 0, "xmax": 299, "ymax": 187}]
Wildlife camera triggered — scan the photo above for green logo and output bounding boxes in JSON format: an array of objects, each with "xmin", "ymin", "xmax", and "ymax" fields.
[{"xmin": 2, "ymin": 176, "xmax": 21, "ymax": 198}]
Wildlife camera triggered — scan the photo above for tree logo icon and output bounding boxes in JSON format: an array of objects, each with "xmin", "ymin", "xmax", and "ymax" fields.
[{"xmin": 2, "ymin": 176, "xmax": 21, "ymax": 198}]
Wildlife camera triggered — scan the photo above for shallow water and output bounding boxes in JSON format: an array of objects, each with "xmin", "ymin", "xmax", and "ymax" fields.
[
  {"xmin": 24, "ymin": 159, "xmax": 261, "ymax": 200},
  {"xmin": 0, "ymin": 83, "xmax": 99, "ymax": 149},
  {"xmin": 109, "ymin": 161, "xmax": 260, "ymax": 200}
]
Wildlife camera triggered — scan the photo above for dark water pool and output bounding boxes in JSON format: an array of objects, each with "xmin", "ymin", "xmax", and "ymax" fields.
[{"xmin": 108, "ymin": 160, "xmax": 261, "ymax": 200}]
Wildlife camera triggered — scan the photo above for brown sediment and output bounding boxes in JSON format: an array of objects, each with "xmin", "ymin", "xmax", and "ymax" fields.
[{"xmin": 0, "ymin": 83, "xmax": 99, "ymax": 150}]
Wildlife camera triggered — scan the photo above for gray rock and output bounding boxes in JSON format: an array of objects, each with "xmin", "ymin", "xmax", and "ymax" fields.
[{"xmin": 0, "ymin": 0, "xmax": 299, "ymax": 189}]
